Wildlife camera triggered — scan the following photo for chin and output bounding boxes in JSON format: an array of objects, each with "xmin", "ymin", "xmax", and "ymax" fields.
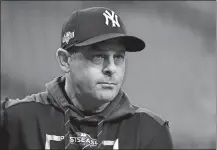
[{"xmin": 96, "ymin": 90, "xmax": 118, "ymax": 102}]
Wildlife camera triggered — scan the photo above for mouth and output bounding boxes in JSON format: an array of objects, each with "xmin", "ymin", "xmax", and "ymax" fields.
[
  {"xmin": 97, "ymin": 82, "xmax": 117, "ymax": 85},
  {"xmin": 97, "ymin": 82, "xmax": 118, "ymax": 89}
]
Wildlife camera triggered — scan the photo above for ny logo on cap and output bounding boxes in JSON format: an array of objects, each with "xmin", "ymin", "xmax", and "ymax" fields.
[
  {"xmin": 62, "ymin": 31, "xmax": 74, "ymax": 44},
  {"xmin": 103, "ymin": 10, "xmax": 120, "ymax": 28}
]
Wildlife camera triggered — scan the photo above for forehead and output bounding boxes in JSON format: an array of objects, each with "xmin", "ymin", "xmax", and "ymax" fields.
[{"xmin": 77, "ymin": 38, "xmax": 126, "ymax": 53}]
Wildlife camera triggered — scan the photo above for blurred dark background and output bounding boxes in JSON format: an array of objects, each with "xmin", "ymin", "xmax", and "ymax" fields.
[{"xmin": 1, "ymin": 1, "xmax": 216, "ymax": 149}]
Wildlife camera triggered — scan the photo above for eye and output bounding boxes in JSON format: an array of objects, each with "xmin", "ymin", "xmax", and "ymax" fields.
[
  {"xmin": 114, "ymin": 55, "xmax": 124, "ymax": 61},
  {"xmin": 115, "ymin": 55, "xmax": 123, "ymax": 59},
  {"xmin": 92, "ymin": 54, "xmax": 104, "ymax": 64},
  {"xmin": 94, "ymin": 54, "xmax": 103, "ymax": 59},
  {"xmin": 114, "ymin": 54, "xmax": 124, "ymax": 64}
]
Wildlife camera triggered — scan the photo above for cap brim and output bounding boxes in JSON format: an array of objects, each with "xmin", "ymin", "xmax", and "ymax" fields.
[{"xmin": 74, "ymin": 33, "xmax": 146, "ymax": 52}]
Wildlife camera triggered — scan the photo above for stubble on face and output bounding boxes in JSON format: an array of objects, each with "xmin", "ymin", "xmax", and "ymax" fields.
[{"xmin": 67, "ymin": 39, "xmax": 126, "ymax": 103}]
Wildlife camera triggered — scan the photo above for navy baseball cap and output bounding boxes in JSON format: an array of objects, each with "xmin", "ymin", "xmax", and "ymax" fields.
[{"xmin": 61, "ymin": 7, "xmax": 145, "ymax": 52}]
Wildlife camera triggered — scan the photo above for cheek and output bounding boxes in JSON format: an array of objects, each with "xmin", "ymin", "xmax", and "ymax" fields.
[
  {"xmin": 116, "ymin": 65, "xmax": 126, "ymax": 82},
  {"xmin": 70, "ymin": 65, "xmax": 102, "ymax": 89},
  {"xmin": 83, "ymin": 68, "xmax": 102, "ymax": 83}
]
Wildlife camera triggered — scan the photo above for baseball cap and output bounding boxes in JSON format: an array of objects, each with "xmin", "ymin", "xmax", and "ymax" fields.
[{"xmin": 61, "ymin": 7, "xmax": 145, "ymax": 52}]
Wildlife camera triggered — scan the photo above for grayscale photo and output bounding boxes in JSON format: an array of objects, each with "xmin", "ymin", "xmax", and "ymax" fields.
[{"xmin": 0, "ymin": 1, "xmax": 216, "ymax": 149}]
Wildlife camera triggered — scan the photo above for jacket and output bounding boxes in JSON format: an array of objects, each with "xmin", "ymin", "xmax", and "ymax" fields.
[{"xmin": 0, "ymin": 76, "xmax": 173, "ymax": 149}]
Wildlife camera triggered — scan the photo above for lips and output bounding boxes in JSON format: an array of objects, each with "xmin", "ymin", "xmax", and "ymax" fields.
[{"xmin": 97, "ymin": 82, "xmax": 117, "ymax": 85}]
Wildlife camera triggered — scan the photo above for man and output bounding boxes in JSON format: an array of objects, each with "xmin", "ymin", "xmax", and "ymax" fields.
[{"xmin": 0, "ymin": 7, "xmax": 173, "ymax": 149}]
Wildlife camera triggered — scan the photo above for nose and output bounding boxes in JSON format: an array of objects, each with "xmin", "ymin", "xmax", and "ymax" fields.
[{"xmin": 102, "ymin": 57, "xmax": 116, "ymax": 77}]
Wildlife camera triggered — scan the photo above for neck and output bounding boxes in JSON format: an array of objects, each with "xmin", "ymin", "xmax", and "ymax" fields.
[{"xmin": 64, "ymin": 76, "xmax": 109, "ymax": 113}]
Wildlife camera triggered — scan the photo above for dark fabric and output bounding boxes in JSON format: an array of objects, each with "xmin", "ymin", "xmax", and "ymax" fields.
[
  {"xmin": 61, "ymin": 7, "xmax": 145, "ymax": 52},
  {"xmin": 0, "ymin": 76, "xmax": 173, "ymax": 149}
]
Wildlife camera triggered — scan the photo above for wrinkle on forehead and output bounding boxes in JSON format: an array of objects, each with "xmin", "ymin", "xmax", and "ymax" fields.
[{"xmin": 68, "ymin": 38, "xmax": 126, "ymax": 56}]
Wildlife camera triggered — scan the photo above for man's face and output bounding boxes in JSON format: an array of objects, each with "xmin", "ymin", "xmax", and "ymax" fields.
[{"xmin": 68, "ymin": 39, "xmax": 126, "ymax": 102}]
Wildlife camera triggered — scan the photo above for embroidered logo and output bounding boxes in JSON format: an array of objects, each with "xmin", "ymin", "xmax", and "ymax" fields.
[
  {"xmin": 44, "ymin": 133, "xmax": 118, "ymax": 149},
  {"xmin": 113, "ymin": 139, "xmax": 119, "ymax": 149},
  {"xmin": 102, "ymin": 139, "xmax": 119, "ymax": 149},
  {"xmin": 62, "ymin": 31, "xmax": 74, "ymax": 44},
  {"xmin": 70, "ymin": 132, "xmax": 98, "ymax": 149},
  {"xmin": 103, "ymin": 10, "xmax": 120, "ymax": 27},
  {"xmin": 45, "ymin": 134, "xmax": 64, "ymax": 149}
]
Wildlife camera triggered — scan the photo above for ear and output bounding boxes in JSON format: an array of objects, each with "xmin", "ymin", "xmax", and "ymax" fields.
[{"xmin": 56, "ymin": 48, "xmax": 71, "ymax": 73}]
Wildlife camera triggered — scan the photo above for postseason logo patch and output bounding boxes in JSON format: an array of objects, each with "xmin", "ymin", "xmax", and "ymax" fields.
[
  {"xmin": 62, "ymin": 31, "xmax": 74, "ymax": 44},
  {"xmin": 70, "ymin": 132, "xmax": 98, "ymax": 149}
]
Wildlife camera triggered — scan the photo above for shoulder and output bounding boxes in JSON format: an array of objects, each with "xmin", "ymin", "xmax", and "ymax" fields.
[
  {"xmin": 132, "ymin": 106, "xmax": 173, "ymax": 148},
  {"xmin": 3, "ymin": 91, "xmax": 49, "ymax": 109},
  {"xmin": 135, "ymin": 106, "xmax": 173, "ymax": 149},
  {"xmin": 133, "ymin": 105, "xmax": 167, "ymax": 126},
  {"xmin": 1, "ymin": 91, "xmax": 49, "ymax": 126}
]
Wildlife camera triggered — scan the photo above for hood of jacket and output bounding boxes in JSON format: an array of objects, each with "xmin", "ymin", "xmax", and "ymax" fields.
[{"xmin": 3, "ymin": 76, "xmax": 136, "ymax": 122}]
